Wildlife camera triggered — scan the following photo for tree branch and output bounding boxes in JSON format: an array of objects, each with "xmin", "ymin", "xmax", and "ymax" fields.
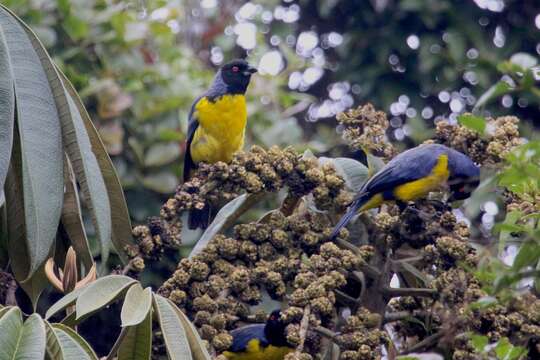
[
  {"xmin": 382, "ymin": 287, "xmax": 437, "ymax": 298},
  {"xmin": 295, "ymin": 305, "xmax": 311, "ymax": 355},
  {"xmin": 400, "ymin": 331, "xmax": 444, "ymax": 354}
]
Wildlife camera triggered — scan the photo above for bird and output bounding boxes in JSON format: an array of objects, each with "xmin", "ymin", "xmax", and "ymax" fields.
[
  {"xmin": 222, "ymin": 310, "xmax": 294, "ymax": 360},
  {"xmin": 183, "ymin": 59, "xmax": 257, "ymax": 229},
  {"xmin": 330, "ymin": 143, "xmax": 480, "ymax": 239}
]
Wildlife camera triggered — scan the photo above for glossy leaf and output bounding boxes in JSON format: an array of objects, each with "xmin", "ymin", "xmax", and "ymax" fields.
[
  {"xmin": 170, "ymin": 298, "xmax": 212, "ymax": 360},
  {"xmin": 61, "ymin": 156, "xmax": 93, "ymax": 271},
  {"xmin": 509, "ymin": 52, "xmax": 537, "ymax": 70},
  {"xmin": 153, "ymin": 294, "xmax": 192, "ymax": 360},
  {"xmin": 0, "ymin": 307, "xmax": 23, "ymax": 359},
  {"xmin": 15, "ymin": 18, "xmax": 113, "ymax": 266},
  {"xmin": 121, "ymin": 284, "xmax": 152, "ymax": 327},
  {"xmin": 0, "ymin": 5, "xmax": 64, "ymax": 278},
  {"xmin": 76, "ymin": 275, "xmax": 136, "ymax": 320},
  {"xmin": 45, "ymin": 285, "xmax": 86, "ymax": 320},
  {"xmin": 52, "ymin": 324, "xmax": 98, "ymax": 360},
  {"xmin": 18, "ymin": 314, "xmax": 47, "ymax": 360},
  {"xmin": 0, "ymin": 27, "xmax": 14, "ymax": 192},
  {"xmin": 60, "ymin": 71, "xmax": 133, "ymax": 263},
  {"xmin": 118, "ymin": 311, "xmax": 152, "ymax": 360}
]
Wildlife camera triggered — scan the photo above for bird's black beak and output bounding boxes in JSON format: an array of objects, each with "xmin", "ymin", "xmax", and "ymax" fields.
[{"xmin": 244, "ymin": 66, "xmax": 257, "ymax": 75}]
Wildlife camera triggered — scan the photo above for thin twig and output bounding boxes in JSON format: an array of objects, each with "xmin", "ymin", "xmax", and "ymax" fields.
[
  {"xmin": 105, "ymin": 326, "xmax": 129, "ymax": 360},
  {"xmin": 295, "ymin": 305, "xmax": 311, "ymax": 355},
  {"xmin": 382, "ymin": 287, "xmax": 437, "ymax": 298},
  {"xmin": 313, "ymin": 326, "xmax": 341, "ymax": 344},
  {"xmin": 400, "ymin": 331, "xmax": 444, "ymax": 354},
  {"xmin": 383, "ymin": 310, "xmax": 428, "ymax": 324},
  {"xmin": 335, "ymin": 289, "xmax": 358, "ymax": 307}
]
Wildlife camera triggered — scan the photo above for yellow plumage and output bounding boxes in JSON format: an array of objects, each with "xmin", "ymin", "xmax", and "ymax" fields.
[
  {"xmin": 222, "ymin": 339, "xmax": 293, "ymax": 360},
  {"xmin": 393, "ymin": 154, "xmax": 449, "ymax": 201},
  {"xmin": 190, "ymin": 94, "xmax": 247, "ymax": 164}
]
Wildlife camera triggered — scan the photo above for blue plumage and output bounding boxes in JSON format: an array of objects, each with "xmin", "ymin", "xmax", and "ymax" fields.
[{"xmin": 229, "ymin": 324, "xmax": 268, "ymax": 352}]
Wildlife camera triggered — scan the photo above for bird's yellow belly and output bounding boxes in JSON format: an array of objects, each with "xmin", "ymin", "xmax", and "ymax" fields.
[
  {"xmin": 190, "ymin": 95, "xmax": 247, "ymax": 164},
  {"xmin": 222, "ymin": 340, "xmax": 293, "ymax": 360}
]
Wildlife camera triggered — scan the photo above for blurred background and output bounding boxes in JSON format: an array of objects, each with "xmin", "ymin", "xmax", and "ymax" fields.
[{"xmin": 4, "ymin": 0, "xmax": 540, "ymax": 224}]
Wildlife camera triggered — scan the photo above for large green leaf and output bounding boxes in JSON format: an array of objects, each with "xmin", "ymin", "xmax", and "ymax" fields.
[
  {"xmin": 0, "ymin": 26, "xmax": 14, "ymax": 191},
  {"xmin": 0, "ymin": 6, "xmax": 63, "ymax": 278},
  {"xmin": 18, "ymin": 314, "xmax": 47, "ymax": 359},
  {"xmin": 45, "ymin": 285, "xmax": 86, "ymax": 320},
  {"xmin": 118, "ymin": 311, "xmax": 152, "ymax": 360},
  {"xmin": 61, "ymin": 156, "xmax": 93, "ymax": 270},
  {"xmin": 60, "ymin": 71, "xmax": 133, "ymax": 263},
  {"xmin": 121, "ymin": 284, "xmax": 152, "ymax": 327},
  {"xmin": 76, "ymin": 275, "xmax": 136, "ymax": 320},
  {"xmin": 45, "ymin": 320, "xmax": 65, "ymax": 360},
  {"xmin": 170, "ymin": 299, "xmax": 212, "ymax": 360},
  {"xmin": 8, "ymin": 11, "xmax": 112, "ymax": 266},
  {"xmin": 153, "ymin": 294, "xmax": 192, "ymax": 360},
  {"xmin": 51, "ymin": 324, "xmax": 98, "ymax": 360},
  {"xmin": 189, "ymin": 193, "xmax": 262, "ymax": 259},
  {"xmin": 0, "ymin": 307, "xmax": 23, "ymax": 359}
]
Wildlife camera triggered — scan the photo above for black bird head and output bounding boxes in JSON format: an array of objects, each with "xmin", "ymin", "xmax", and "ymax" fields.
[
  {"xmin": 448, "ymin": 149, "xmax": 481, "ymax": 201},
  {"xmin": 219, "ymin": 59, "xmax": 257, "ymax": 94},
  {"xmin": 264, "ymin": 310, "xmax": 288, "ymax": 346}
]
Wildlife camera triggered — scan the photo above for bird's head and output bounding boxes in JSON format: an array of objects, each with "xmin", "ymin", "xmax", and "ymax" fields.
[
  {"xmin": 264, "ymin": 310, "xmax": 289, "ymax": 346},
  {"xmin": 448, "ymin": 154, "xmax": 480, "ymax": 201},
  {"xmin": 219, "ymin": 59, "xmax": 257, "ymax": 94}
]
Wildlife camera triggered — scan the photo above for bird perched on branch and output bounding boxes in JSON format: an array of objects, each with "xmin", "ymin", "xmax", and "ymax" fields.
[
  {"xmin": 183, "ymin": 59, "xmax": 257, "ymax": 229},
  {"xmin": 331, "ymin": 143, "xmax": 480, "ymax": 239},
  {"xmin": 222, "ymin": 310, "xmax": 293, "ymax": 360}
]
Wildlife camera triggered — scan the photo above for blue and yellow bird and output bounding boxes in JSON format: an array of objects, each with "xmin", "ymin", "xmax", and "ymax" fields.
[
  {"xmin": 331, "ymin": 143, "xmax": 480, "ymax": 239},
  {"xmin": 222, "ymin": 310, "xmax": 294, "ymax": 360},
  {"xmin": 183, "ymin": 59, "xmax": 257, "ymax": 229}
]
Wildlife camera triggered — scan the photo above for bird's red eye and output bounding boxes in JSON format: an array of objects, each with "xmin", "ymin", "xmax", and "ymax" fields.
[{"xmin": 232, "ymin": 66, "xmax": 239, "ymax": 72}]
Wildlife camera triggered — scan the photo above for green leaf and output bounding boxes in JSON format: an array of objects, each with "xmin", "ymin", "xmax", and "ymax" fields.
[
  {"xmin": 512, "ymin": 241, "xmax": 540, "ymax": 271},
  {"xmin": 59, "ymin": 71, "xmax": 133, "ymax": 263},
  {"xmin": 170, "ymin": 299, "xmax": 212, "ymax": 360},
  {"xmin": 61, "ymin": 156, "xmax": 93, "ymax": 271},
  {"xmin": 63, "ymin": 15, "xmax": 89, "ymax": 41},
  {"xmin": 76, "ymin": 275, "xmax": 137, "ymax": 320},
  {"xmin": 470, "ymin": 333, "xmax": 488, "ymax": 353},
  {"xmin": 52, "ymin": 324, "xmax": 98, "ymax": 360},
  {"xmin": 45, "ymin": 285, "xmax": 86, "ymax": 320},
  {"xmin": 144, "ymin": 143, "xmax": 181, "ymax": 167},
  {"xmin": 153, "ymin": 294, "xmax": 192, "ymax": 360},
  {"xmin": 474, "ymin": 81, "xmax": 512, "ymax": 110},
  {"xmin": 509, "ymin": 53, "xmax": 538, "ymax": 70},
  {"xmin": 189, "ymin": 193, "xmax": 263, "ymax": 259},
  {"xmin": 365, "ymin": 151, "xmax": 385, "ymax": 177},
  {"xmin": 45, "ymin": 320, "xmax": 65, "ymax": 359},
  {"xmin": 118, "ymin": 310, "xmax": 152, "ymax": 360},
  {"xmin": 0, "ymin": 5, "xmax": 64, "ymax": 278},
  {"xmin": 14, "ymin": 17, "xmax": 113, "ymax": 266},
  {"xmin": 18, "ymin": 314, "xmax": 47, "ymax": 359},
  {"xmin": 458, "ymin": 114, "xmax": 486, "ymax": 134},
  {"xmin": 318, "ymin": 157, "xmax": 369, "ymax": 192},
  {"xmin": 494, "ymin": 337, "xmax": 526, "ymax": 360},
  {"xmin": 0, "ymin": 307, "xmax": 23, "ymax": 359},
  {"xmin": 0, "ymin": 26, "xmax": 14, "ymax": 192},
  {"xmin": 121, "ymin": 284, "xmax": 152, "ymax": 327}
]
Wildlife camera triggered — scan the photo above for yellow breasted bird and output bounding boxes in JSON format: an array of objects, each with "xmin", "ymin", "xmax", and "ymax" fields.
[
  {"xmin": 331, "ymin": 144, "xmax": 480, "ymax": 239},
  {"xmin": 222, "ymin": 310, "xmax": 294, "ymax": 360},
  {"xmin": 183, "ymin": 59, "xmax": 257, "ymax": 229}
]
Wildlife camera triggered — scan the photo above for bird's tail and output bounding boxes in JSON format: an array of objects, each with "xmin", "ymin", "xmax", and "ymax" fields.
[
  {"xmin": 330, "ymin": 192, "xmax": 371, "ymax": 239},
  {"xmin": 188, "ymin": 205, "xmax": 210, "ymax": 230}
]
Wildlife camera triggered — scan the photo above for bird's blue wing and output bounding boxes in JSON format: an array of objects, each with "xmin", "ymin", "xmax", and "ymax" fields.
[
  {"xmin": 229, "ymin": 324, "xmax": 268, "ymax": 353},
  {"xmin": 183, "ymin": 95, "xmax": 203, "ymax": 182},
  {"xmin": 362, "ymin": 144, "xmax": 445, "ymax": 196}
]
